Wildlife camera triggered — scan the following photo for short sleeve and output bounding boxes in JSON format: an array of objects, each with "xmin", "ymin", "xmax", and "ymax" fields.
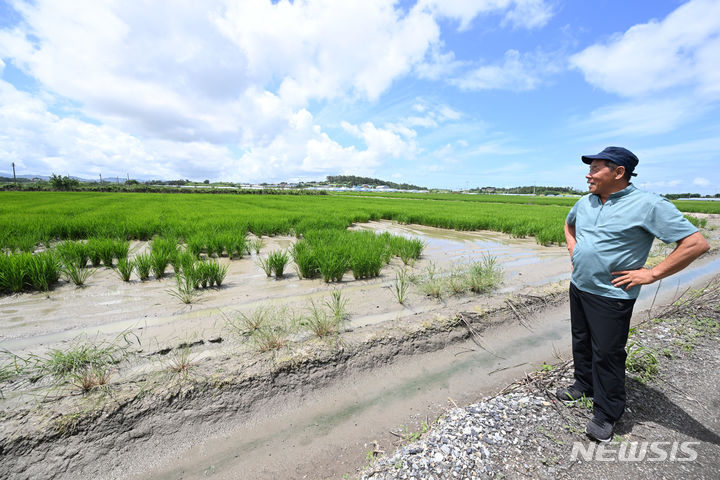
[
  {"xmin": 566, "ymin": 201, "xmax": 578, "ymax": 226},
  {"xmin": 643, "ymin": 198, "xmax": 698, "ymax": 244}
]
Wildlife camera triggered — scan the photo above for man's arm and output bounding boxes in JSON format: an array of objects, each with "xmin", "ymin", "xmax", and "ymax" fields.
[
  {"xmin": 611, "ymin": 231, "xmax": 710, "ymax": 290},
  {"xmin": 565, "ymin": 222, "xmax": 576, "ymax": 256}
]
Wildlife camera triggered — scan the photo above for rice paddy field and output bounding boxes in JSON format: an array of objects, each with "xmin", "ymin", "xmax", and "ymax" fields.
[{"xmin": 1, "ymin": 190, "xmax": 718, "ymax": 480}]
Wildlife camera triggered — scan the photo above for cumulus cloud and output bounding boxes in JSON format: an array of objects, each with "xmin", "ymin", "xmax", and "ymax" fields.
[
  {"xmin": 570, "ymin": 0, "xmax": 720, "ymax": 98},
  {"xmin": 694, "ymin": 177, "xmax": 711, "ymax": 187},
  {"xmin": 0, "ymin": 0, "xmax": 556, "ymax": 181}
]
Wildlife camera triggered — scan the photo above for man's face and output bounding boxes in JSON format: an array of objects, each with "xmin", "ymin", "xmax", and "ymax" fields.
[{"xmin": 586, "ymin": 159, "xmax": 621, "ymax": 197}]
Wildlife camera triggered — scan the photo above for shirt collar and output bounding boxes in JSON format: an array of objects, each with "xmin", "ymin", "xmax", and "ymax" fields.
[{"xmin": 608, "ymin": 183, "xmax": 635, "ymax": 200}]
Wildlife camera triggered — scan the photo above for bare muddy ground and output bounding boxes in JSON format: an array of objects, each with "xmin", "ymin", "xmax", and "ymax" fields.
[{"xmin": 1, "ymin": 217, "xmax": 718, "ymax": 479}]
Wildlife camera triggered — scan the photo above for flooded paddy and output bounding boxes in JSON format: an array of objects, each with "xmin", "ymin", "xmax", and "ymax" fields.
[{"xmin": 1, "ymin": 219, "xmax": 719, "ymax": 480}]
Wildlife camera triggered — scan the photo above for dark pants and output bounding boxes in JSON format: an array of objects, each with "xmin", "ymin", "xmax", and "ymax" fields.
[{"xmin": 569, "ymin": 283, "xmax": 636, "ymax": 423}]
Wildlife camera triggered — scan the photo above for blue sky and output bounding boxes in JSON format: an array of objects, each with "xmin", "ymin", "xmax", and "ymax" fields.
[{"xmin": 1, "ymin": 0, "xmax": 719, "ymax": 193}]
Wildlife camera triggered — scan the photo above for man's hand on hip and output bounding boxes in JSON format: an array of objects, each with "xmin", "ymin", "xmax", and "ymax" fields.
[{"xmin": 611, "ymin": 268, "xmax": 656, "ymax": 290}]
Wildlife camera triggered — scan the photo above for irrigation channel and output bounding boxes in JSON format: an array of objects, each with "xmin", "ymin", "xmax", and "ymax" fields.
[{"xmin": 1, "ymin": 219, "xmax": 719, "ymax": 480}]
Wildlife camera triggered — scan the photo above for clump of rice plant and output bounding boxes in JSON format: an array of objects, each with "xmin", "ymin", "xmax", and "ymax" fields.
[
  {"xmin": 56, "ymin": 241, "xmax": 89, "ymax": 269},
  {"xmin": 257, "ymin": 255, "xmax": 273, "ymax": 277},
  {"xmin": 167, "ymin": 272, "xmax": 201, "ymax": 304},
  {"xmin": 96, "ymin": 239, "xmax": 117, "ymax": 268},
  {"xmin": 324, "ymin": 288, "xmax": 349, "ymax": 322},
  {"xmin": 393, "ymin": 267, "xmax": 410, "ymax": 305},
  {"xmin": 349, "ymin": 244, "xmax": 384, "ymax": 280},
  {"xmin": 61, "ymin": 262, "xmax": 96, "ymax": 287},
  {"xmin": 220, "ymin": 232, "xmax": 247, "ymax": 259},
  {"xmin": 32, "ymin": 338, "xmax": 125, "ymax": 388},
  {"xmin": 134, "ymin": 253, "xmax": 153, "ymax": 281},
  {"xmin": 186, "ymin": 236, "xmax": 204, "ymax": 258},
  {"xmin": 268, "ymin": 250, "xmax": 290, "ymax": 278},
  {"xmin": 467, "ymin": 255, "xmax": 503, "ymax": 293},
  {"xmin": 150, "ymin": 251, "xmax": 171, "ymax": 280},
  {"xmin": 116, "ymin": 258, "xmax": 134, "ymax": 282},
  {"xmin": 317, "ymin": 249, "xmax": 348, "ymax": 283},
  {"xmin": 0, "ymin": 251, "xmax": 61, "ymax": 294},
  {"xmin": 292, "ymin": 241, "xmax": 320, "ymax": 279},
  {"xmin": 246, "ymin": 237, "xmax": 265, "ymax": 254},
  {"xmin": 113, "ymin": 240, "xmax": 130, "ymax": 262},
  {"xmin": 208, "ymin": 260, "xmax": 228, "ymax": 286}
]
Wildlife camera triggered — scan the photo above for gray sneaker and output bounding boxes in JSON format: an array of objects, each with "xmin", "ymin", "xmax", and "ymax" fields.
[
  {"xmin": 555, "ymin": 385, "xmax": 591, "ymax": 402},
  {"xmin": 585, "ymin": 416, "xmax": 614, "ymax": 443}
]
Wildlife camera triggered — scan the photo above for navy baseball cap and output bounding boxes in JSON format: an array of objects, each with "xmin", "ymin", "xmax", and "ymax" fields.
[{"xmin": 581, "ymin": 146, "xmax": 638, "ymax": 177}]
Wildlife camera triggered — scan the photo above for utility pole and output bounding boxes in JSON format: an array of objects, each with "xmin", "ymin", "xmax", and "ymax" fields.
[
  {"xmin": 12, "ymin": 162, "xmax": 16, "ymax": 184},
  {"xmin": 99, "ymin": 173, "xmax": 103, "ymax": 184}
]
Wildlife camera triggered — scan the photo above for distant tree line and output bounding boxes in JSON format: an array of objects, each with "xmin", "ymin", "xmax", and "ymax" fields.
[
  {"xmin": 325, "ymin": 175, "xmax": 426, "ymax": 190},
  {"xmin": 662, "ymin": 193, "xmax": 720, "ymax": 200},
  {"xmin": 470, "ymin": 185, "xmax": 585, "ymax": 195}
]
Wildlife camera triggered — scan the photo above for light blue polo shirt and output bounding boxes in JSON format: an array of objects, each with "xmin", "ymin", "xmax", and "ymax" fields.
[{"xmin": 566, "ymin": 184, "xmax": 698, "ymax": 299}]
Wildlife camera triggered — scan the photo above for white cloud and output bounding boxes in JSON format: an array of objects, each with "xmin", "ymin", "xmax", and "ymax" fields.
[
  {"xmin": 694, "ymin": 177, "xmax": 711, "ymax": 187},
  {"xmin": 573, "ymin": 96, "xmax": 710, "ymax": 138},
  {"xmin": 417, "ymin": 0, "xmax": 553, "ymax": 31},
  {"xmin": 451, "ymin": 49, "xmax": 544, "ymax": 91},
  {"xmin": 570, "ymin": 0, "xmax": 720, "ymax": 99}
]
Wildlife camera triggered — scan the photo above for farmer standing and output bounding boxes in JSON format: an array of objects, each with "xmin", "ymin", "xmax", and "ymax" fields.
[{"xmin": 556, "ymin": 146, "xmax": 709, "ymax": 442}]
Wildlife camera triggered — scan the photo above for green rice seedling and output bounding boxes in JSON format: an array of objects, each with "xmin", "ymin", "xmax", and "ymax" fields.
[
  {"xmin": 206, "ymin": 235, "xmax": 223, "ymax": 258},
  {"xmin": 61, "ymin": 262, "xmax": 96, "ymax": 286},
  {"xmin": 86, "ymin": 239, "xmax": 103, "ymax": 267},
  {"xmin": 317, "ymin": 248, "xmax": 348, "ymax": 283},
  {"xmin": 349, "ymin": 245, "xmax": 384, "ymax": 279},
  {"xmin": 221, "ymin": 232, "xmax": 247, "ymax": 259},
  {"xmin": 0, "ymin": 252, "xmax": 29, "ymax": 293},
  {"xmin": 292, "ymin": 241, "xmax": 320, "ymax": 279},
  {"xmin": 393, "ymin": 267, "xmax": 410, "ymax": 305},
  {"xmin": 194, "ymin": 261, "xmax": 212, "ymax": 288},
  {"xmin": 209, "ymin": 260, "xmax": 228, "ymax": 286},
  {"xmin": 27, "ymin": 251, "xmax": 61, "ymax": 291},
  {"xmin": 467, "ymin": 255, "xmax": 503, "ymax": 293},
  {"xmin": 116, "ymin": 258, "xmax": 134, "ymax": 282},
  {"xmin": 303, "ymin": 299, "xmax": 340, "ymax": 338},
  {"xmin": 226, "ymin": 307, "xmax": 270, "ymax": 337},
  {"xmin": 56, "ymin": 241, "xmax": 89, "ymax": 269},
  {"xmin": 94, "ymin": 238, "xmax": 116, "ymax": 268},
  {"xmin": 113, "ymin": 240, "xmax": 130, "ymax": 261},
  {"xmin": 150, "ymin": 251, "xmax": 171, "ymax": 280},
  {"xmin": 246, "ymin": 237, "xmax": 265, "ymax": 255},
  {"xmin": 167, "ymin": 272, "xmax": 201, "ymax": 304},
  {"xmin": 397, "ymin": 238, "xmax": 425, "ymax": 266},
  {"xmin": 256, "ymin": 255, "xmax": 273, "ymax": 277},
  {"xmin": 268, "ymin": 250, "xmax": 290, "ymax": 278},
  {"xmin": 186, "ymin": 236, "xmax": 204, "ymax": 258},
  {"xmin": 134, "ymin": 253, "xmax": 153, "ymax": 281},
  {"xmin": 324, "ymin": 288, "xmax": 349, "ymax": 322}
]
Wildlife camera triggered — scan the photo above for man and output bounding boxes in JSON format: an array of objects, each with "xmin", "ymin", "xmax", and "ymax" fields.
[{"xmin": 556, "ymin": 146, "xmax": 710, "ymax": 442}]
